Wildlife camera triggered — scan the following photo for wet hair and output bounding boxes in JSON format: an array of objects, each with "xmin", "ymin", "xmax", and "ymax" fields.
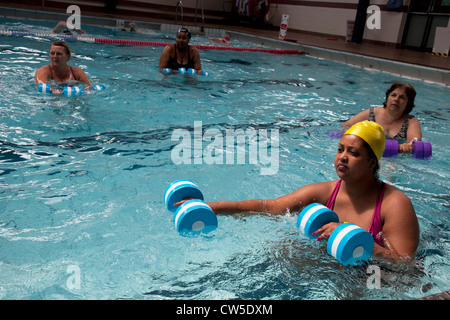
[
  {"xmin": 383, "ymin": 82, "xmax": 416, "ymax": 114},
  {"xmin": 177, "ymin": 27, "xmax": 191, "ymax": 39},
  {"xmin": 50, "ymin": 40, "xmax": 71, "ymax": 60}
]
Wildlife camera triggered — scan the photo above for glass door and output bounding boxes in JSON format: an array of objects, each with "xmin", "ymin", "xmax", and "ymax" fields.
[{"xmin": 401, "ymin": 0, "xmax": 450, "ymax": 51}]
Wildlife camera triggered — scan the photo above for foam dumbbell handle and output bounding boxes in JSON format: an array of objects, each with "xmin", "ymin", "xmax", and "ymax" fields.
[
  {"xmin": 327, "ymin": 223, "xmax": 374, "ymax": 266},
  {"xmin": 297, "ymin": 203, "xmax": 339, "ymax": 239},
  {"xmin": 174, "ymin": 199, "xmax": 218, "ymax": 234},
  {"xmin": 164, "ymin": 179, "xmax": 204, "ymax": 212},
  {"xmin": 383, "ymin": 139, "xmax": 399, "ymax": 158}
]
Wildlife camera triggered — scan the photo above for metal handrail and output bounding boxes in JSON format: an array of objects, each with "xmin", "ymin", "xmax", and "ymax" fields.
[
  {"xmin": 176, "ymin": 1, "xmax": 183, "ymax": 26},
  {"xmin": 194, "ymin": 0, "xmax": 205, "ymax": 31}
]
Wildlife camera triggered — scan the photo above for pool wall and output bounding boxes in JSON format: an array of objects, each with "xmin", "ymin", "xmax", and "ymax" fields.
[{"xmin": 1, "ymin": 5, "xmax": 448, "ymax": 86}]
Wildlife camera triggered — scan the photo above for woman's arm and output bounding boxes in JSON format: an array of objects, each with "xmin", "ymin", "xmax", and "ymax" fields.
[
  {"xmin": 399, "ymin": 117, "xmax": 423, "ymax": 153},
  {"xmin": 373, "ymin": 186, "xmax": 419, "ymax": 262},
  {"xmin": 158, "ymin": 45, "xmax": 173, "ymax": 69},
  {"xmin": 190, "ymin": 46, "xmax": 202, "ymax": 73},
  {"xmin": 73, "ymin": 66, "xmax": 92, "ymax": 86},
  {"xmin": 207, "ymin": 182, "xmax": 333, "ymax": 215},
  {"xmin": 34, "ymin": 66, "xmax": 50, "ymax": 86},
  {"xmin": 342, "ymin": 109, "xmax": 371, "ymax": 131}
]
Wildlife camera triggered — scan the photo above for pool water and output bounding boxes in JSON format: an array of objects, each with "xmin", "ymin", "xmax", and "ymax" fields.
[{"xmin": 0, "ymin": 17, "xmax": 449, "ymax": 300}]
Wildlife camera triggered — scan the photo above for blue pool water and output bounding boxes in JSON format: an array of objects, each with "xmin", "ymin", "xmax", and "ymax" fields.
[{"xmin": 0, "ymin": 17, "xmax": 449, "ymax": 300}]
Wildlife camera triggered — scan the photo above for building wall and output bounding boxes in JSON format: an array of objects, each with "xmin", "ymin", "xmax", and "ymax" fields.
[
  {"xmin": 4, "ymin": 0, "xmax": 411, "ymax": 45},
  {"xmin": 265, "ymin": 0, "xmax": 410, "ymax": 45}
]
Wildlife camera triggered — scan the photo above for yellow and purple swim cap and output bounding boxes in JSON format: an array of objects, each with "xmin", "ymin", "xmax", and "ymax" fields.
[{"xmin": 344, "ymin": 121, "xmax": 385, "ymax": 161}]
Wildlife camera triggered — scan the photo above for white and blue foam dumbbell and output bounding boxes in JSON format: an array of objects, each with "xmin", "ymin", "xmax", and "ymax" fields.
[
  {"xmin": 63, "ymin": 86, "xmax": 84, "ymax": 97},
  {"xmin": 37, "ymin": 83, "xmax": 51, "ymax": 94},
  {"xmin": 164, "ymin": 179, "xmax": 217, "ymax": 234},
  {"xmin": 162, "ymin": 68, "xmax": 172, "ymax": 74},
  {"xmin": 185, "ymin": 68, "xmax": 197, "ymax": 75},
  {"xmin": 297, "ymin": 203, "xmax": 339, "ymax": 239},
  {"xmin": 91, "ymin": 84, "xmax": 105, "ymax": 91},
  {"xmin": 186, "ymin": 68, "xmax": 209, "ymax": 76},
  {"xmin": 173, "ymin": 199, "xmax": 218, "ymax": 233},
  {"xmin": 297, "ymin": 203, "xmax": 374, "ymax": 265},
  {"xmin": 327, "ymin": 222, "xmax": 374, "ymax": 266}
]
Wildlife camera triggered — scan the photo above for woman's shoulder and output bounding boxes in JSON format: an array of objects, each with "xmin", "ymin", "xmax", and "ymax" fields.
[
  {"xmin": 372, "ymin": 106, "xmax": 385, "ymax": 114},
  {"xmin": 382, "ymin": 182, "xmax": 413, "ymax": 210},
  {"xmin": 36, "ymin": 64, "xmax": 50, "ymax": 72},
  {"xmin": 70, "ymin": 65, "xmax": 87, "ymax": 76},
  {"xmin": 162, "ymin": 44, "xmax": 175, "ymax": 54},
  {"xmin": 189, "ymin": 45, "xmax": 200, "ymax": 55}
]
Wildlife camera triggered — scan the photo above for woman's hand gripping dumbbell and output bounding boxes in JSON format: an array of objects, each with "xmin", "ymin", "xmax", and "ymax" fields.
[
  {"xmin": 383, "ymin": 139, "xmax": 432, "ymax": 160},
  {"xmin": 297, "ymin": 203, "xmax": 374, "ymax": 266}
]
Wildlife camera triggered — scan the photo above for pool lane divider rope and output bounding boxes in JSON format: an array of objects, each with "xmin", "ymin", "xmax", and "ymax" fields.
[{"xmin": 0, "ymin": 30, "xmax": 304, "ymax": 55}]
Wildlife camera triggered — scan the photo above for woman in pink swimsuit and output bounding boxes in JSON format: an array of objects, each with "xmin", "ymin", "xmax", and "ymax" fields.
[
  {"xmin": 35, "ymin": 40, "xmax": 91, "ymax": 94},
  {"xmin": 192, "ymin": 121, "xmax": 419, "ymax": 263}
]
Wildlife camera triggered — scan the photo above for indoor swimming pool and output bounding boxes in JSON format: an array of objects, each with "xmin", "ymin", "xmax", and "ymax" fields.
[{"xmin": 0, "ymin": 17, "xmax": 449, "ymax": 300}]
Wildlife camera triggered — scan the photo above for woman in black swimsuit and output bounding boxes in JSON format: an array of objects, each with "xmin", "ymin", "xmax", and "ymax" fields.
[
  {"xmin": 158, "ymin": 28, "xmax": 202, "ymax": 73},
  {"xmin": 343, "ymin": 82, "xmax": 422, "ymax": 154}
]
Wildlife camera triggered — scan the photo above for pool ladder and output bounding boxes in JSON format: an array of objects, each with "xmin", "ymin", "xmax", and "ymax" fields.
[
  {"xmin": 176, "ymin": 1, "xmax": 183, "ymax": 26},
  {"xmin": 175, "ymin": 0, "xmax": 205, "ymax": 32}
]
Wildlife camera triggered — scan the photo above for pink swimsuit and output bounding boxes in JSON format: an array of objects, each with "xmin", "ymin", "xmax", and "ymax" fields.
[{"xmin": 325, "ymin": 179, "xmax": 386, "ymax": 247}]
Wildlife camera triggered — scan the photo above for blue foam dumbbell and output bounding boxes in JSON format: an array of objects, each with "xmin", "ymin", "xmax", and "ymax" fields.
[
  {"xmin": 297, "ymin": 203, "xmax": 373, "ymax": 265},
  {"xmin": 92, "ymin": 84, "xmax": 105, "ymax": 91},
  {"xmin": 173, "ymin": 199, "xmax": 218, "ymax": 233},
  {"xmin": 297, "ymin": 203, "xmax": 339, "ymax": 239},
  {"xmin": 164, "ymin": 179, "xmax": 217, "ymax": 234},
  {"xmin": 37, "ymin": 83, "xmax": 51, "ymax": 94},
  {"xmin": 63, "ymin": 86, "xmax": 83, "ymax": 97},
  {"xmin": 327, "ymin": 223, "xmax": 374, "ymax": 266}
]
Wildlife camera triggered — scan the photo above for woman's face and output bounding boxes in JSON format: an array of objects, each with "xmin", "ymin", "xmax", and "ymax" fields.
[
  {"xmin": 385, "ymin": 87, "xmax": 408, "ymax": 114},
  {"xmin": 334, "ymin": 134, "xmax": 376, "ymax": 181},
  {"xmin": 176, "ymin": 32, "xmax": 190, "ymax": 49},
  {"xmin": 49, "ymin": 45, "xmax": 70, "ymax": 65}
]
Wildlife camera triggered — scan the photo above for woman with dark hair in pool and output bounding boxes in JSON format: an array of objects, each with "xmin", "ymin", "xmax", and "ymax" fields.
[
  {"xmin": 35, "ymin": 40, "xmax": 91, "ymax": 94},
  {"xmin": 176, "ymin": 121, "xmax": 420, "ymax": 264},
  {"xmin": 343, "ymin": 82, "xmax": 422, "ymax": 153},
  {"xmin": 158, "ymin": 28, "xmax": 203, "ymax": 74}
]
